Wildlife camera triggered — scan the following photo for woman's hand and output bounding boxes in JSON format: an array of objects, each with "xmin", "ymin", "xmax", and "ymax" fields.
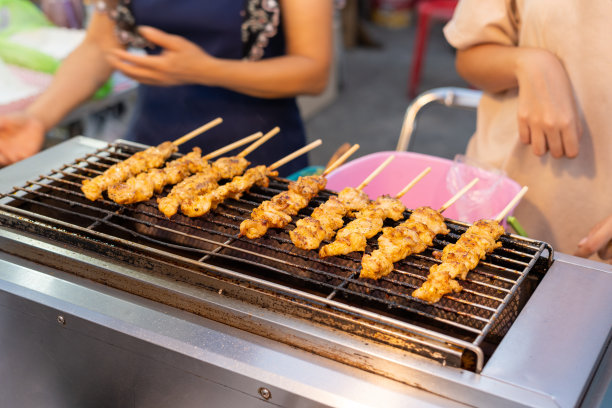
[
  {"xmin": 574, "ymin": 215, "xmax": 612, "ymax": 263},
  {"xmin": 0, "ymin": 112, "xmax": 46, "ymax": 166},
  {"xmin": 515, "ymin": 48, "xmax": 582, "ymax": 158},
  {"xmin": 106, "ymin": 26, "xmax": 213, "ymax": 86}
]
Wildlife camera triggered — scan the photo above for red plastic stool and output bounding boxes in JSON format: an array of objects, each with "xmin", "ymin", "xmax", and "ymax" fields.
[{"xmin": 407, "ymin": 0, "xmax": 458, "ymax": 99}]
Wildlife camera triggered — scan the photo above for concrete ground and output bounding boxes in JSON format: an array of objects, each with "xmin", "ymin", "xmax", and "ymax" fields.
[{"xmin": 304, "ymin": 20, "xmax": 477, "ymax": 167}]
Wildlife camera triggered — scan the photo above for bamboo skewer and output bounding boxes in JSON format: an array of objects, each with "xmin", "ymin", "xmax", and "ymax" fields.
[
  {"xmin": 395, "ymin": 167, "xmax": 432, "ymax": 198},
  {"xmin": 268, "ymin": 139, "xmax": 323, "ymax": 171},
  {"xmin": 495, "ymin": 186, "xmax": 528, "ymax": 223},
  {"xmin": 172, "ymin": 117, "xmax": 223, "ymax": 146},
  {"xmin": 438, "ymin": 177, "xmax": 480, "ymax": 213},
  {"xmin": 355, "ymin": 153, "xmax": 395, "ymax": 191},
  {"xmin": 356, "ymin": 155, "xmax": 395, "ymax": 190},
  {"xmin": 322, "ymin": 144, "xmax": 361, "ymax": 176},
  {"xmin": 201, "ymin": 131, "xmax": 263, "ymax": 160},
  {"xmin": 237, "ymin": 127, "xmax": 280, "ymax": 158}
]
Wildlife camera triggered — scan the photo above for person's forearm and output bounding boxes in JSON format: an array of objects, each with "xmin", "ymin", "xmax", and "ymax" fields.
[
  {"xmin": 199, "ymin": 54, "xmax": 330, "ymax": 99},
  {"xmin": 26, "ymin": 40, "xmax": 114, "ymax": 130},
  {"xmin": 456, "ymin": 44, "xmax": 556, "ymax": 94}
]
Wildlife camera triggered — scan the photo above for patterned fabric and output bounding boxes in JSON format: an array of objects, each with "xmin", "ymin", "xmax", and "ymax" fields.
[
  {"xmin": 94, "ymin": 0, "xmax": 151, "ymax": 48},
  {"xmin": 241, "ymin": 0, "xmax": 280, "ymax": 60},
  {"xmin": 97, "ymin": 0, "xmax": 281, "ymax": 59}
]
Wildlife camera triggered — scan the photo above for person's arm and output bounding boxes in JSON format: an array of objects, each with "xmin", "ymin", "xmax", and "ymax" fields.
[
  {"xmin": 106, "ymin": 0, "xmax": 334, "ymax": 98},
  {"xmin": 574, "ymin": 215, "xmax": 612, "ymax": 263},
  {"xmin": 0, "ymin": 12, "xmax": 121, "ymax": 165},
  {"xmin": 27, "ymin": 12, "xmax": 121, "ymax": 130},
  {"xmin": 455, "ymin": 44, "xmax": 582, "ymax": 158}
]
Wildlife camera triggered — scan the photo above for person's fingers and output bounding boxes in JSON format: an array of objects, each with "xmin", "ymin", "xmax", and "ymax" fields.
[
  {"xmin": 517, "ymin": 113, "xmax": 531, "ymax": 145},
  {"xmin": 599, "ymin": 241, "xmax": 612, "ymax": 261},
  {"xmin": 107, "ymin": 54, "xmax": 166, "ymax": 84},
  {"xmin": 561, "ymin": 118, "xmax": 581, "ymax": 158},
  {"xmin": 545, "ymin": 129, "xmax": 564, "ymax": 158},
  {"xmin": 530, "ymin": 127, "xmax": 547, "ymax": 156},
  {"xmin": 108, "ymin": 49, "xmax": 162, "ymax": 71},
  {"xmin": 574, "ymin": 216, "xmax": 612, "ymax": 259},
  {"xmin": 1, "ymin": 148, "xmax": 20, "ymax": 165},
  {"xmin": 138, "ymin": 26, "xmax": 184, "ymax": 50},
  {"xmin": 0, "ymin": 116, "xmax": 19, "ymax": 134}
]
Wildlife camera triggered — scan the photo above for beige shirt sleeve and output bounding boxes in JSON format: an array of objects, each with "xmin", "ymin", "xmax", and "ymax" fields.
[{"xmin": 443, "ymin": 0, "xmax": 520, "ymax": 50}]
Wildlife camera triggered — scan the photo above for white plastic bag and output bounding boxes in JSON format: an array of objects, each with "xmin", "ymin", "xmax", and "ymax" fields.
[{"xmin": 446, "ymin": 154, "xmax": 507, "ymax": 223}]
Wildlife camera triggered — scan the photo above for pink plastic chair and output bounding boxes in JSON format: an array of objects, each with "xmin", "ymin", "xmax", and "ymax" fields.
[
  {"xmin": 325, "ymin": 151, "xmax": 521, "ymax": 224},
  {"xmin": 407, "ymin": 0, "xmax": 458, "ymax": 99}
]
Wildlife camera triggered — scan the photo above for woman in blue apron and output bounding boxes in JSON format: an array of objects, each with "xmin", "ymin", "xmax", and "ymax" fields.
[{"xmin": 0, "ymin": 0, "xmax": 333, "ymax": 176}]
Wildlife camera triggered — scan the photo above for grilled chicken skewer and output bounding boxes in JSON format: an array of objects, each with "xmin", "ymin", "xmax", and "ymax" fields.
[
  {"xmin": 180, "ymin": 140, "xmax": 323, "ymax": 218},
  {"xmin": 289, "ymin": 155, "xmax": 397, "ymax": 250},
  {"xmin": 239, "ymin": 145, "xmax": 360, "ymax": 240},
  {"xmin": 360, "ymin": 178, "xmax": 479, "ymax": 280},
  {"xmin": 412, "ymin": 186, "xmax": 529, "ymax": 303},
  {"xmin": 318, "ymin": 168, "xmax": 434, "ymax": 259},
  {"xmin": 81, "ymin": 117, "xmax": 222, "ymax": 201},
  {"xmin": 157, "ymin": 127, "xmax": 279, "ymax": 218},
  {"xmin": 107, "ymin": 131, "xmax": 264, "ymax": 205}
]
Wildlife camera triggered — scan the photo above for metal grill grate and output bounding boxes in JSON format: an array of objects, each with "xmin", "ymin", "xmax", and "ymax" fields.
[{"xmin": 0, "ymin": 142, "xmax": 553, "ymax": 372}]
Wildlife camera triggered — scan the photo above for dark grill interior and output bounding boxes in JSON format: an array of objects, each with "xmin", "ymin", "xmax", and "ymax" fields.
[{"xmin": 0, "ymin": 142, "xmax": 553, "ymax": 372}]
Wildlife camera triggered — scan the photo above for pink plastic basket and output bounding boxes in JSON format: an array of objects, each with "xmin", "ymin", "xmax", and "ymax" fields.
[{"xmin": 325, "ymin": 151, "xmax": 521, "ymax": 223}]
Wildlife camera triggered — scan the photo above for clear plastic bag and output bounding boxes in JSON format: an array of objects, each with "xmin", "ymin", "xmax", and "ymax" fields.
[{"xmin": 446, "ymin": 154, "xmax": 507, "ymax": 223}]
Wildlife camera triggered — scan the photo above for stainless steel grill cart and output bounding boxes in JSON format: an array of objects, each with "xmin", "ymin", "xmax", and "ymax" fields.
[{"xmin": 1, "ymin": 136, "xmax": 610, "ymax": 408}]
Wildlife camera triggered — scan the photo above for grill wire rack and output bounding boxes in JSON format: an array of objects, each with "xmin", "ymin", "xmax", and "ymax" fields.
[{"xmin": 0, "ymin": 142, "xmax": 554, "ymax": 373}]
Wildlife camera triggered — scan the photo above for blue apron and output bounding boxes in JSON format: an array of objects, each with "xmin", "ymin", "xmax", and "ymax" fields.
[{"xmin": 126, "ymin": 0, "xmax": 308, "ymax": 176}]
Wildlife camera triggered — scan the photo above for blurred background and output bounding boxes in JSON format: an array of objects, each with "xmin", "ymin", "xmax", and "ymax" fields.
[{"xmin": 0, "ymin": 0, "xmax": 476, "ymax": 167}]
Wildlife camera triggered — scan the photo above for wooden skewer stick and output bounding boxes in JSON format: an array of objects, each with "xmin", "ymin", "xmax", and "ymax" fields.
[
  {"xmin": 268, "ymin": 139, "xmax": 323, "ymax": 171},
  {"xmin": 495, "ymin": 186, "xmax": 528, "ymax": 223},
  {"xmin": 438, "ymin": 177, "xmax": 479, "ymax": 213},
  {"xmin": 237, "ymin": 127, "xmax": 280, "ymax": 158},
  {"xmin": 202, "ymin": 131, "xmax": 263, "ymax": 160},
  {"xmin": 322, "ymin": 144, "xmax": 361, "ymax": 177},
  {"xmin": 395, "ymin": 167, "xmax": 432, "ymax": 198},
  {"xmin": 356, "ymin": 155, "xmax": 396, "ymax": 190},
  {"xmin": 172, "ymin": 117, "xmax": 223, "ymax": 146}
]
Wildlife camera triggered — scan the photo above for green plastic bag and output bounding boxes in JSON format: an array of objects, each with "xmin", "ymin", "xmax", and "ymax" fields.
[{"xmin": 0, "ymin": 0, "xmax": 112, "ymax": 99}]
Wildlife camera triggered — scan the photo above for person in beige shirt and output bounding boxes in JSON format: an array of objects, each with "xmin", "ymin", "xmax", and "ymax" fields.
[{"xmin": 443, "ymin": 0, "xmax": 612, "ymax": 261}]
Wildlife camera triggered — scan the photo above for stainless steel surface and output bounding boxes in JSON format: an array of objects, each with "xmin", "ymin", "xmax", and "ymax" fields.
[
  {"xmin": 0, "ymin": 252, "xmax": 471, "ymax": 408},
  {"xmin": 1, "ymin": 137, "xmax": 610, "ymax": 407}
]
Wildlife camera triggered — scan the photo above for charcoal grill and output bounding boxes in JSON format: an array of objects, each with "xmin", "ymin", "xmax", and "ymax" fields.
[{"xmin": 1, "ymin": 137, "xmax": 610, "ymax": 408}]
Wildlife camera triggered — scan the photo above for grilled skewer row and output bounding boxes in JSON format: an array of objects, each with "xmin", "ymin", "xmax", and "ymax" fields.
[
  {"xmin": 177, "ymin": 139, "xmax": 323, "ymax": 219},
  {"xmin": 82, "ymin": 141, "xmax": 177, "ymax": 201},
  {"xmin": 289, "ymin": 187, "xmax": 370, "ymax": 250},
  {"xmin": 179, "ymin": 165, "xmax": 276, "ymax": 218},
  {"xmin": 239, "ymin": 175, "xmax": 328, "ymax": 239},
  {"xmin": 318, "ymin": 195, "xmax": 406, "ymax": 258},
  {"xmin": 360, "ymin": 206, "xmax": 450, "ymax": 280},
  {"xmin": 158, "ymin": 156, "xmax": 251, "ymax": 218},
  {"xmin": 106, "ymin": 147, "xmax": 205, "ymax": 205},
  {"xmin": 412, "ymin": 219, "xmax": 505, "ymax": 303}
]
